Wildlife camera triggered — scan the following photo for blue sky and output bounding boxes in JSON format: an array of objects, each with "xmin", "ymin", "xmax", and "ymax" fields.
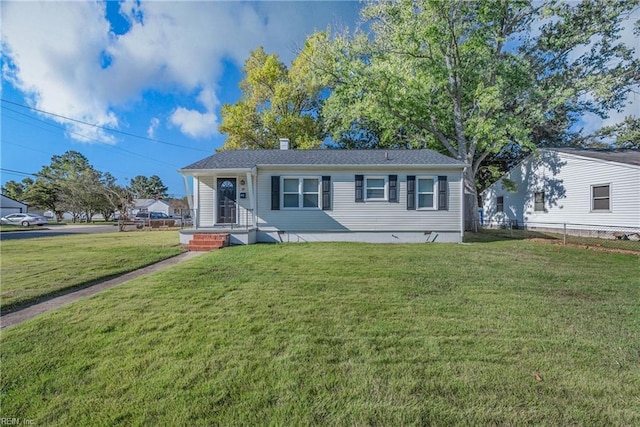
[
  {"xmin": 1, "ymin": 1, "xmax": 362, "ymax": 197},
  {"xmin": 1, "ymin": 1, "xmax": 638, "ymax": 198}
]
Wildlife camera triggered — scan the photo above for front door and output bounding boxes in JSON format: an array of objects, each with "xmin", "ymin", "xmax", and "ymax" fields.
[{"xmin": 217, "ymin": 178, "xmax": 237, "ymax": 224}]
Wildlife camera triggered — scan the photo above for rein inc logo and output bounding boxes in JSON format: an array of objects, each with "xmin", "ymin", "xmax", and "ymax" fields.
[{"xmin": 0, "ymin": 419, "xmax": 34, "ymax": 425}]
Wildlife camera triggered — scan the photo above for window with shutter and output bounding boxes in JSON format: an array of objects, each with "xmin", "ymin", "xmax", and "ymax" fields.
[
  {"xmin": 280, "ymin": 177, "xmax": 320, "ymax": 209},
  {"xmin": 406, "ymin": 175, "xmax": 416, "ymax": 210},
  {"xmin": 438, "ymin": 176, "xmax": 448, "ymax": 211},
  {"xmin": 417, "ymin": 177, "xmax": 435, "ymax": 209},
  {"xmin": 355, "ymin": 175, "xmax": 364, "ymax": 202},
  {"xmin": 388, "ymin": 175, "xmax": 398, "ymax": 202},
  {"xmin": 271, "ymin": 176, "xmax": 280, "ymax": 210},
  {"xmin": 322, "ymin": 176, "xmax": 331, "ymax": 210}
]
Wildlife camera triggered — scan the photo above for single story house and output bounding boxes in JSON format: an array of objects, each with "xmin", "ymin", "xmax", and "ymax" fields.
[
  {"xmin": 132, "ymin": 199, "xmax": 173, "ymax": 217},
  {"xmin": 482, "ymin": 148, "xmax": 640, "ymax": 235},
  {"xmin": 1, "ymin": 194, "xmax": 28, "ymax": 217},
  {"xmin": 178, "ymin": 142, "xmax": 467, "ymax": 245}
]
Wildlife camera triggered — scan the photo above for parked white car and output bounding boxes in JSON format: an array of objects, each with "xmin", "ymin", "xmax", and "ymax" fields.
[{"xmin": 0, "ymin": 213, "xmax": 48, "ymax": 226}]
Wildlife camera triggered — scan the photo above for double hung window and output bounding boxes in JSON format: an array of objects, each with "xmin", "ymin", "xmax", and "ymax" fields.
[
  {"xmin": 282, "ymin": 177, "xmax": 319, "ymax": 209},
  {"xmin": 365, "ymin": 177, "xmax": 387, "ymax": 201},
  {"xmin": 534, "ymin": 192, "xmax": 545, "ymax": 212},
  {"xmin": 592, "ymin": 184, "xmax": 610, "ymax": 211},
  {"xmin": 417, "ymin": 177, "xmax": 435, "ymax": 209}
]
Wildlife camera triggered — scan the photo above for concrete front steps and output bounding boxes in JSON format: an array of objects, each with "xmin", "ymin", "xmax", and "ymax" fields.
[{"xmin": 184, "ymin": 233, "xmax": 229, "ymax": 251}]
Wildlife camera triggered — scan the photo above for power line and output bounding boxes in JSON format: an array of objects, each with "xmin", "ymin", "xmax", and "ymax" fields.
[
  {"xmin": 2, "ymin": 108, "xmax": 182, "ymax": 168},
  {"xmin": 1, "ymin": 98, "xmax": 211, "ymax": 153},
  {"xmin": 0, "ymin": 168, "xmax": 38, "ymax": 177}
]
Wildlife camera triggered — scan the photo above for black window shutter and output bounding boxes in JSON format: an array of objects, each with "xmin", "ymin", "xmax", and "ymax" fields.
[
  {"xmin": 271, "ymin": 176, "xmax": 280, "ymax": 210},
  {"xmin": 406, "ymin": 175, "xmax": 415, "ymax": 210},
  {"xmin": 438, "ymin": 176, "xmax": 448, "ymax": 210},
  {"xmin": 355, "ymin": 175, "xmax": 364, "ymax": 202},
  {"xmin": 322, "ymin": 176, "xmax": 331, "ymax": 210},
  {"xmin": 388, "ymin": 175, "xmax": 398, "ymax": 202}
]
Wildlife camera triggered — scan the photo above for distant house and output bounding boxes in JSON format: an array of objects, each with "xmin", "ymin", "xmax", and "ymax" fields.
[
  {"xmin": 132, "ymin": 199, "xmax": 173, "ymax": 217},
  {"xmin": 169, "ymin": 198, "xmax": 190, "ymax": 218},
  {"xmin": 178, "ymin": 140, "xmax": 467, "ymax": 245},
  {"xmin": 482, "ymin": 148, "xmax": 640, "ymax": 235},
  {"xmin": 1, "ymin": 194, "xmax": 28, "ymax": 217}
]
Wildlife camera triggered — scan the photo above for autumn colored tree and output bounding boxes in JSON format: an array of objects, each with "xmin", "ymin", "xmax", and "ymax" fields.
[{"xmin": 219, "ymin": 45, "xmax": 327, "ymax": 149}]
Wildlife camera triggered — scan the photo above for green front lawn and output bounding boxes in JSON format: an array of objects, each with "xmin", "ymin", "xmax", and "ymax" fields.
[
  {"xmin": 1, "ymin": 241, "xmax": 638, "ymax": 425},
  {"xmin": 0, "ymin": 231, "xmax": 183, "ymax": 310}
]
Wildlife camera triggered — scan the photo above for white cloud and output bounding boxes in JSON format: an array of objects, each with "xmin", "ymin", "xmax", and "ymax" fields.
[
  {"xmin": 147, "ymin": 117, "xmax": 160, "ymax": 138},
  {"xmin": 170, "ymin": 107, "xmax": 217, "ymax": 139},
  {"xmin": 2, "ymin": 1, "xmax": 117, "ymax": 142},
  {"xmin": 1, "ymin": 0, "xmax": 357, "ymax": 142}
]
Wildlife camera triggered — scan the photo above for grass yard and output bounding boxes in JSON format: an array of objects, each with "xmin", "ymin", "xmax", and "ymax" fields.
[
  {"xmin": 471, "ymin": 228, "xmax": 640, "ymax": 252},
  {"xmin": 1, "ymin": 241, "xmax": 638, "ymax": 425},
  {"xmin": 0, "ymin": 231, "xmax": 183, "ymax": 311}
]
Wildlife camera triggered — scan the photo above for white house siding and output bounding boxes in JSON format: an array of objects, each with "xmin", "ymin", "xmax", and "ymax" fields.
[
  {"xmin": 483, "ymin": 151, "xmax": 640, "ymax": 230},
  {"xmin": 196, "ymin": 176, "xmax": 215, "ymax": 227},
  {"xmin": 236, "ymin": 177, "xmax": 254, "ymax": 228},
  {"xmin": 255, "ymin": 168, "xmax": 463, "ymax": 242},
  {"xmin": 1, "ymin": 195, "xmax": 28, "ymax": 217}
]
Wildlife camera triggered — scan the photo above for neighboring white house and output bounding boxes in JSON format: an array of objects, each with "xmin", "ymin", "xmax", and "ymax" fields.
[
  {"xmin": 132, "ymin": 199, "xmax": 173, "ymax": 217},
  {"xmin": 1, "ymin": 194, "xmax": 28, "ymax": 217},
  {"xmin": 178, "ymin": 142, "xmax": 467, "ymax": 245},
  {"xmin": 482, "ymin": 148, "xmax": 640, "ymax": 234}
]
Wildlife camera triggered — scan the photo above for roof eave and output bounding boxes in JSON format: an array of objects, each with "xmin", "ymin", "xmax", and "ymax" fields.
[
  {"xmin": 179, "ymin": 167, "xmax": 255, "ymax": 176},
  {"xmin": 256, "ymin": 163, "xmax": 468, "ymax": 170}
]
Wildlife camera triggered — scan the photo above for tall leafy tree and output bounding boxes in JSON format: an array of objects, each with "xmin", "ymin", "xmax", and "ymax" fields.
[
  {"xmin": 588, "ymin": 116, "xmax": 640, "ymax": 149},
  {"xmin": 219, "ymin": 45, "xmax": 327, "ymax": 149},
  {"xmin": 40, "ymin": 151, "xmax": 97, "ymax": 222},
  {"xmin": 316, "ymin": 0, "xmax": 640, "ymax": 228},
  {"xmin": 1, "ymin": 178, "xmax": 32, "ymax": 201},
  {"xmin": 129, "ymin": 175, "xmax": 168, "ymax": 199}
]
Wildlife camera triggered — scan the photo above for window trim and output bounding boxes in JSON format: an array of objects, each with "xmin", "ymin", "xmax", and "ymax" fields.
[
  {"xmin": 496, "ymin": 195, "xmax": 504, "ymax": 213},
  {"xmin": 281, "ymin": 176, "xmax": 321, "ymax": 210},
  {"xmin": 416, "ymin": 176, "xmax": 437, "ymax": 210},
  {"xmin": 364, "ymin": 176, "xmax": 388, "ymax": 201},
  {"xmin": 591, "ymin": 183, "xmax": 611, "ymax": 212}
]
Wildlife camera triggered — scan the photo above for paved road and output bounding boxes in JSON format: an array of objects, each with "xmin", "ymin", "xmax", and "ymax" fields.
[{"xmin": 0, "ymin": 224, "xmax": 123, "ymax": 240}]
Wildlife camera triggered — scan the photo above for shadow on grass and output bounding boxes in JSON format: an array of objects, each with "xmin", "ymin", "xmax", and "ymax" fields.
[{"xmin": 464, "ymin": 228, "xmax": 558, "ymax": 243}]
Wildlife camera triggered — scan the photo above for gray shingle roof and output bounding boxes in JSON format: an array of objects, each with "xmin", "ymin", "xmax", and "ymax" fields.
[
  {"xmin": 181, "ymin": 149, "xmax": 466, "ymax": 170},
  {"xmin": 550, "ymin": 148, "xmax": 640, "ymax": 167}
]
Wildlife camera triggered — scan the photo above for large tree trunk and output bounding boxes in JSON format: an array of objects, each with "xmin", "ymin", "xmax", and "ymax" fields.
[{"xmin": 463, "ymin": 167, "xmax": 479, "ymax": 232}]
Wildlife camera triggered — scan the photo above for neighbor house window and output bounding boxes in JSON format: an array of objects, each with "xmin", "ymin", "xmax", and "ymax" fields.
[
  {"xmin": 417, "ymin": 177, "xmax": 435, "ymax": 209},
  {"xmin": 592, "ymin": 184, "xmax": 610, "ymax": 211},
  {"xmin": 534, "ymin": 192, "xmax": 545, "ymax": 212},
  {"xmin": 365, "ymin": 177, "xmax": 387, "ymax": 201},
  {"xmin": 497, "ymin": 196, "xmax": 504, "ymax": 213},
  {"xmin": 282, "ymin": 177, "xmax": 319, "ymax": 209}
]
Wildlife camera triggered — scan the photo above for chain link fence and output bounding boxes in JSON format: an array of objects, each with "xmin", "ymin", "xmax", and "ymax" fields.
[{"xmin": 478, "ymin": 221, "xmax": 640, "ymax": 253}]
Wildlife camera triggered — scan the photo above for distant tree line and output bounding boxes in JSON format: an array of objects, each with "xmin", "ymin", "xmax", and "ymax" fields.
[{"xmin": 2, "ymin": 150, "xmax": 170, "ymax": 230}]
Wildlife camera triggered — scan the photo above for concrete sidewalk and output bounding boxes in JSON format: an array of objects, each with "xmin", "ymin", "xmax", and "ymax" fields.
[{"xmin": 1, "ymin": 251, "xmax": 204, "ymax": 330}]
